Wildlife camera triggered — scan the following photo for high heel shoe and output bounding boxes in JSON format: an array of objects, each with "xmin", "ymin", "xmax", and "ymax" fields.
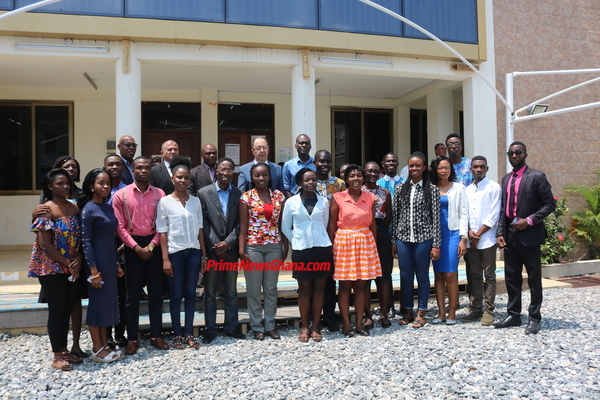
[{"xmin": 342, "ymin": 328, "xmax": 356, "ymax": 338}]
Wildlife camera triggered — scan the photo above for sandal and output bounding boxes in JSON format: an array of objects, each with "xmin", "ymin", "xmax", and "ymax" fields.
[
  {"xmin": 172, "ymin": 336, "xmax": 185, "ymax": 349},
  {"xmin": 399, "ymin": 311, "xmax": 415, "ymax": 326},
  {"xmin": 412, "ymin": 314, "xmax": 426, "ymax": 329},
  {"xmin": 60, "ymin": 351, "xmax": 83, "ymax": 365},
  {"xmin": 298, "ymin": 327, "xmax": 310, "ymax": 342},
  {"xmin": 52, "ymin": 358, "xmax": 73, "ymax": 371},
  {"xmin": 91, "ymin": 347, "xmax": 122, "ymax": 363},
  {"xmin": 184, "ymin": 335, "xmax": 201, "ymax": 349},
  {"xmin": 310, "ymin": 328, "xmax": 322, "ymax": 342}
]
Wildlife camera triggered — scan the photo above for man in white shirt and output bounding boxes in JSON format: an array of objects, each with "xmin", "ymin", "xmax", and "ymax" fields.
[
  {"xmin": 462, "ymin": 156, "xmax": 501, "ymax": 326},
  {"xmin": 150, "ymin": 140, "xmax": 179, "ymax": 195}
]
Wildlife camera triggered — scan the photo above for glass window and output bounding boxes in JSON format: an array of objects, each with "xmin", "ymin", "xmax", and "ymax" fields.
[
  {"xmin": 141, "ymin": 102, "xmax": 200, "ymax": 130},
  {"xmin": 403, "ymin": 0, "xmax": 478, "ymax": 44},
  {"xmin": 16, "ymin": 0, "xmax": 122, "ymax": 16},
  {"xmin": 0, "ymin": 103, "xmax": 71, "ymax": 192},
  {"xmin": 126, "ymin": 0, "xmax": 224, "ymax": 22},
  {"xmin": 218, "ymin": 104, "xmax": 274, "ymax": 131},
  {"xmin": 0, "ymin": 0, "xmax": 12, "ymax": 10},
  {"xmin": 226, "ymin": 0, "xmax": 317, "ymax": 29},
  {"xmin": 320, "ymin": 0, "xmax": 402, "ymax": 36}
]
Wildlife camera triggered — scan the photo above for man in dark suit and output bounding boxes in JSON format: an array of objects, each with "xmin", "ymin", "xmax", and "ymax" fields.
[
  {"xmin": 188, "ymin": 143, "xmax": 217, "ymax": 196},
  {"xmin": 197, "ymin": 157, "xmax": 245, "ymax": 343},
  {"xmin": 117, "ymin": 135, "xmax": 137, "ymax": 185},
  {"xmin": 149, "ymin": 140, "xmax": 179, "ymax": 195},
  {"xmin": 238, "ymin": 137, "xmax": 284, "ymax": 193},
  {"xmin": 495, "ymin": 141, "xmax": 555, "ymax": 334}
]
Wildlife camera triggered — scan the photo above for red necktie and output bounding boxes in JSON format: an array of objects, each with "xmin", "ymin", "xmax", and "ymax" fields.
[{"xmin": 508, "ymin": 173, "xmax": 517, "ymax": 219}]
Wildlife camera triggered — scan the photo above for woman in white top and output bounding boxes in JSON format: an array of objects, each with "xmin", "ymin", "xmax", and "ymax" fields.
[
  {"xmin": 281, "ymin": 168, "xmax": 333, "ymax": 342},
  {"xmin": 157, "ymin": 156, "xmax": 207, "ymax": 348},
  {"xmin": 429, "ymin": 156, "xmax": 468, "ymax": 325}
]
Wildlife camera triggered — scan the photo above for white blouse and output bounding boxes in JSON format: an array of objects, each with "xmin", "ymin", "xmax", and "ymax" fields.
[
  {"xmin": 281, "ymin": 193, "xmax": 332, "ymax": 251},
  {"xmin": 156, "ymin": 194, "xmax": 203, "ymax": 254}
]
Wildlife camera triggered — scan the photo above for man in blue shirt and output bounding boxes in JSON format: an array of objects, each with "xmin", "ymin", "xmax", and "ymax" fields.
[{"xmin": 282, "ymin": 134, "xmax": 315, "ymax": 197}]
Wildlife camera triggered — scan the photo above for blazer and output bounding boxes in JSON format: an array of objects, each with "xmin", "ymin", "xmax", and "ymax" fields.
[
  {"xmin": 120, "ymin": 156, "xmax": 134, "ymax": 185},
  {"xmin": 237, "ymin": 161, "xmax": 284, "ymax": 193},
  {"xmin": 188, "ymin": 164, "xmax": 214, "ymax": 197},
  {"xmin": 281, "ymin": 193, "xmax": 331, "ymax": 251},
  {"xmin": 149, "ymin": 162, "xmax": 174, "ymax": 195},
  {"xmin": 197, "ymin": 183, "xmax": 241, "ymax": 259},
  {"xmin": 496, "ymin": 166, "xmax": 555, "ymax": 247}
]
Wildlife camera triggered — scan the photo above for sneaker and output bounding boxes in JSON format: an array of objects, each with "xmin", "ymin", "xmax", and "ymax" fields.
[
  {"xmin": 461, "ymin": 310, "xmax": 483, "ymax": 322},
  {"xmin": 481, "ymin": 311, "xmax": 494, "ymax": 326}
]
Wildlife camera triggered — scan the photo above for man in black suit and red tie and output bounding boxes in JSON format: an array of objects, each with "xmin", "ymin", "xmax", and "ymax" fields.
[
  {"xmin": 495, "ymin": 141, "xmax": 555, "ymax": 334},
  {"xmin": 150, "ymin": 140, "xmax": 179, "ymax": 195}
]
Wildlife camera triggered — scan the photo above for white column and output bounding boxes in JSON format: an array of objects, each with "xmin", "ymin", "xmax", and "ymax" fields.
[
  {"xmin": 426, "ymin": 88, "xmax": 454, "ymax": 160},
  {"xmin": 115, "ymin": 40, "xmax": 141, "ymax": 145},
  {"xmin": 291, "ymin": 61, "xmax": 316, "ymax": 144},
  {"xmin": 201, "ymin": 89, "xmax": 219, "ymax": 147}
]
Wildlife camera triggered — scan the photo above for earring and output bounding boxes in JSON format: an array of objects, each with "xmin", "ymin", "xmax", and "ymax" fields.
[
  {"xmin": 49, "ymin": 188, "xmax": 53, "ymax": 191},
  {"xmin": 92, "ymin": 189, "xmax": 94, "ymax": 192}
]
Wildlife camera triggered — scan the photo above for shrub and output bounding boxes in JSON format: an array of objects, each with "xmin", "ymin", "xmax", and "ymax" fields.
[
  {"xmin": 541, "ymin": 197, "xmax": 576, "ymax": 264},
  {"xmin": 566, "ymin": 176, "xmax": 600, "ymax": 259}
]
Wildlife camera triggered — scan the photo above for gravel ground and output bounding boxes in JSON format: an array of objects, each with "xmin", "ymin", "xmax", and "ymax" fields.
[{"xmin": 1, "ymin": 286, "xmax": 599, "ymax": 400}]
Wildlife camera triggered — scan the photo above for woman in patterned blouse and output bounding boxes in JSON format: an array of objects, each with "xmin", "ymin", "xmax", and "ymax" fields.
[
  {"xmin": 239, "ymin": 163, "xmax": 288, "ymax": 341},
  {"xmin": 391, "ymin": 152, "xmax": 441, "ymax": 329}
]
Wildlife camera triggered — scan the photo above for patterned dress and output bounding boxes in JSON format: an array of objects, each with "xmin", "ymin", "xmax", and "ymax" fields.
[
  {"xmin": 29, "ymin": 216, "xmax": 81, "ymax": 277},
  {"xmin": 332, "ymin": 191, "xmax": 382, "ymax": 281}
]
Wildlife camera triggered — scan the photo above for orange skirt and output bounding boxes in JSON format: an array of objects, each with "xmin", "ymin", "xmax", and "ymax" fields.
[{"xmin": 333, "ymin": 227, "xmax": 382, "ymax": 281}]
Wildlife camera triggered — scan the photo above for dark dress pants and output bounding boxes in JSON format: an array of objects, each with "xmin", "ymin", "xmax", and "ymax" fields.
[{"xmin": 203, "ymin": 253, "xmax": 240, "ymax": 334}]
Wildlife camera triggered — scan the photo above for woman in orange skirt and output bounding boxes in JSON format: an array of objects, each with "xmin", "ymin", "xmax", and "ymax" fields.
[{"xmin": 328, "ymin": 164, "xmax": 382, "ymax": 337}]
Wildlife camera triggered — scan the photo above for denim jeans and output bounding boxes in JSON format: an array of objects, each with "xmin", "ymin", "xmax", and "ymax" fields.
[
  {"xmin": 396, "ymin": 239, "xmax": 433, "ymax": 311},
  {"xmin": 244, "ymin": 243, "xmax": 281, "ymax": 332},
  {"xmin": 168, "ymin": 248, "xmax": 201, "ymax": 336},
  {"xmin": 203, "ymin": 253, "xmax": 239, "ymax": 334}
]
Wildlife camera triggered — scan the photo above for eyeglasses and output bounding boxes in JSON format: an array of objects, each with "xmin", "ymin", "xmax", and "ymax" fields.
[
  {"xmin": 446, "ymin": 142, "xmax": 461, "ymax": 147},
  {"xmin": 121, "ymin": 143, "xmax": 137, "ymax": 148},
  {"xmin": 437, "ymin": 166, "xmax": 451, "ymax": 171},
  {"xmin": 253, "ymin": 146, "xmax": 268, "ymax": 151},
  {"xmin": 506, "ymin": 150, "xmax": 524, "ymax": 157},
  {"xmin": 217, "ymin": 168, "xmax": 234, "ymax": 173}
]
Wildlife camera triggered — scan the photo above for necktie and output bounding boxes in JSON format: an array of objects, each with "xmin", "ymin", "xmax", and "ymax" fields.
[{"xmin": 508, "ymin": 173, "xmax": 517, "ymax": 219}]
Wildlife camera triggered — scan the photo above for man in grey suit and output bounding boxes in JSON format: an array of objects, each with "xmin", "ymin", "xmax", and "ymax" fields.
[
  {"xmin": 198, "ymin": 157, "xmax": 245, "ymax": 343},
  {"xmin": 495, "ymin": 141, "xmax": 555, "ymax": 334},
  {"xmin": 237, "ymin": 137, "xmax": 284, "ymax": 193},
  {"xmin": 188, "ymin": 143, "xmax": 218, "ymax": 196},
  {"xmin": 150, "ymin": 140, "xmax": 179, "ymax": 195}
]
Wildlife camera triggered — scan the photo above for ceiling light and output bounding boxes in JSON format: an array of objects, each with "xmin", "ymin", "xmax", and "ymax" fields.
[{"xmin": 15, "ymin": 43, "xmax": 109, "ymax": 52}]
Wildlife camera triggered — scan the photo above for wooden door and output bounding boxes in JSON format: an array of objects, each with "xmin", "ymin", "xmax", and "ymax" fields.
[{"xmin": 218, "ymin": 130, "xmax": 274, "ymax": 186}]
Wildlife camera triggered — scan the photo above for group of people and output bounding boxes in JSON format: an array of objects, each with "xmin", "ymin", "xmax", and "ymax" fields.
[{"xmin": 29, "ymin": 131, "xmax": 555, "ymax": 371}]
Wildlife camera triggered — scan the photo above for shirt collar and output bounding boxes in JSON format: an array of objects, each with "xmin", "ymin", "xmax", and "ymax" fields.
[
  {"xmin": 383, "ymin": 174, "xmax": 401, "ymax": 182},
  {"xmin": 215, "ymin": 181, "xmax": 232, "ymax": 193},
  {"xmin": 513, "ymin": 165, "xmax": 527, "ymax": 177},
  {"xmin": 410, "ymin": 179, "xmax": 423, "ymax": 188},
  {"xmin": 473, "ymin": 176, "xmax": 489, "ymax": 187}
]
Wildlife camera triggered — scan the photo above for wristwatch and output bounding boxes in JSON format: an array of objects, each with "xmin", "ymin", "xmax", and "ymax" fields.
[{"xmin": 148, "ymin": 243, "xmax": 156, "ymax": 252}]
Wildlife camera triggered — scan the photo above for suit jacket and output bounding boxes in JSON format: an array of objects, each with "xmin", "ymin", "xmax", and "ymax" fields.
[
  {"xmin": 237, "ymin": 161, "xmax": 284, "ymax": 193},
  {"xmin": 496, "ymin": 166, "xmax": 555, "ymax": 247},
  {"xmin": 150, "ymin": 162, "xmax": 174, "ymax": 195},
  {"xmin": 120, "ymin": 156, "xmax": 134, "ymax": 185},
  {"xmin": 188, "ymin": 164, "xmax": 214, "ymax": 197},
  {"xmin": 197, "ymin": 183, "xmax": 241, "ymax": 259}
]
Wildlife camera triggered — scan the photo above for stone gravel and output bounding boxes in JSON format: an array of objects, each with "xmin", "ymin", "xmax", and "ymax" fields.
[{"xmin": 1, "ymin": 286, "xmax": 599, "ymax": 399}]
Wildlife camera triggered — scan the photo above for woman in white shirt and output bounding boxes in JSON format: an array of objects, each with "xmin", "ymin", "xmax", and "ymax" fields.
[
  {"xmin": 281, "ymin": 168, "xmax": 333, "ymax": 342},
  {"xmin": 157, "ymin": 156, "xmax": 207, "ymax": 349},
  {"xmin": 429, "ymin": 156, "xmax": 468, "ymax": 325}
]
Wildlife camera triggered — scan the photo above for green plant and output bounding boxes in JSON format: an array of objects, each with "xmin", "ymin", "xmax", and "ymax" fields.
[
  {"xmin": 541, "ymin": 197, "xmax": 576, "ymax": 264},
  {"xmin": 566, "ymin": 176, "xmax": 600, "ymax": 259}
]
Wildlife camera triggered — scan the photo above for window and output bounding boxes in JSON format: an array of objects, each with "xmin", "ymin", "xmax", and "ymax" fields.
[
  {"xmin": 227, "ymin": 0, "xmax": 317, "ymax": 29},
  {"xmin": 126, "ymin": 0, "xmax": 224, "ymax": 22},
  {"xmin": 16, "ymin": 0, "xmax": 122, "ymax": 16},
  {"xmin": 320, "ymin": 0, "xmax": 402, "ymax": 36},
  {"xmin": 0, "ymin": 102, "xmax": 72, "ymax": 193}
]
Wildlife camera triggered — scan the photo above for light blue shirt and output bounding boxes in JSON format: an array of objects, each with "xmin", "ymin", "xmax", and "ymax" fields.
[
  {"xmin": 108, "ymin": 181, "xmax": 127, "ymax": 205},
  {"xmin": 282, "ymin": 156, "xmax": 316, "ymax": 195},
  {"xmin": 215, "ymin": 181, "xmax": 232, "ymax": 217}
]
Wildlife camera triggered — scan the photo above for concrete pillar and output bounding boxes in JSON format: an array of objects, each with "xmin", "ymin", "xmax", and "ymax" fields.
[
  {"xmin": 201, "ymin": 89, "xmax": 219, "ymax": 147},
  {"xmin": 115, "ymin": 40, "xmax": 141, "ymax": 145},
  {"xmin": 291, "ymin": 61, "xmax": 316, "ymax": 145},
  {"xmin": 426, "ymin": 88, "xmax": 454, "ymax": 160}
]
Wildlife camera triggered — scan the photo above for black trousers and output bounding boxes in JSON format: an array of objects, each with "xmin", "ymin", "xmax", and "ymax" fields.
[
  {"xmin": 124, "ymin": 235, "xmax": 164, "ymax": 339},
  {"xmin": 504, "ymin": 228, "xmax": 543, "ymax": 321},
  {"xmin": 39, "ymin": 274, "xmax": 78, "ymax": 353}
]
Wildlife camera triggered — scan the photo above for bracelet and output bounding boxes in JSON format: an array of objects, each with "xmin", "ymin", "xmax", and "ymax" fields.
[
  {"xmin": 432, "ymin": 247, "xmax": 440, "ymax": 251},
  {"xmin": 90, "ymin": 273, "xmax": 102, "ymax": 280}
]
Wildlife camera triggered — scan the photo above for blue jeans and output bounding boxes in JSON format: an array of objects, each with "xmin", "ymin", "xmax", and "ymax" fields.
[
  {"xmin": 396, "ymin": 239, "xmax": 433, "ymax": 311},
  {"xmin": 168, "ymin": 248, "xmax": 201, "ymax": 336}
]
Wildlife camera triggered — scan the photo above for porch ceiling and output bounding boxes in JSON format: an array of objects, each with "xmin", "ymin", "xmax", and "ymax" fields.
[{"xmin": 0, "ymin": 55, "xmax": 436, "ymax": 99}]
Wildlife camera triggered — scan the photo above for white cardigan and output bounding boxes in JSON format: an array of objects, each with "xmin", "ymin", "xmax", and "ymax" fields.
[
  {"xmin": 444, "ymin": 182, "xmax": 468, "ymax": 237},
  {"xmin": 281, "ymin": 193, "xmax": 332, "ymax": 251}
]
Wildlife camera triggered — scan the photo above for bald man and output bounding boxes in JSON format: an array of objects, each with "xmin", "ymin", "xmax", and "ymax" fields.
[
  {"xmin": 117, "ymin": 135, "xmax": 138, "ymax": 185},
  {"xmin": 150, "ymin": 140, "xmax": 179, "ymax": 195},
  {"xmin": 188, "ymin": 143, "xmax": 218, "ymax": 196}
]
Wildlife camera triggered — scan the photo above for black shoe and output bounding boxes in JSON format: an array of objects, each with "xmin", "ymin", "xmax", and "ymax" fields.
[
  {"xmin": 225, "ymin": 328, "xmax": 246, "ymax": 339},
  {"xmin": 493, "ymin": 314, "xmax": 522, "ymax": 328},
  {"xmin": 356, "ymin": 329, "xmax": 370, "ymax": 337},
  {"xmin": 525, "ymin": 319, "xmax": 541, "ymax": 335},
  {"xmin": 140, "ymin": 288, "xmax": 149, "ymax": 301},
  {"xmin": 253, "ymin": 331, "xmax": 265, "ymax": 341},
  {"xmin": 106, "ymin": 338, "xmax": 117, "ymax": 350},
  {"xmin": 265, "ymin": 330, "xmax": 281, "ymax": 340},
  {"xmin": 116, "ymin": 336, "xmax": 128, "ymax": 348},
  {"xmin": 342, "ymin": 328, "xmax": 356, "ymax": 338},
  {"xmin": 202, "ymin": 332, "xmax": 217, "ymax": 344},
  {"xmin": 326, "ymin": 319, "xmax": 339, "ymax": 332},
  {"xmin": 380, "ymin": 318, "xmax": 392, "ymax": 328}
]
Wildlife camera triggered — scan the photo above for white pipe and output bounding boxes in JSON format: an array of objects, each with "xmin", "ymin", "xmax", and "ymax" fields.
[
  {"xmin": 513, "ymin": 68, "xmax": 600, "ymax": 77},
  {"xmin": 514, "ymin": 101, "xmax": 600, "ymax": 122},
  {"xmin": 515, "ymin": 75, "xmax": 600, "ymax": 115},
  {"xmin": 357, "ymin": 0, "xmax": 513, "ymax": 113},
  {"xmin": 505, "ymin": 73, "xmax": 514, "ymax": 173},
  {"xmin": 0, "ymin": 0, "xmax": 64, "ymax": 21}
]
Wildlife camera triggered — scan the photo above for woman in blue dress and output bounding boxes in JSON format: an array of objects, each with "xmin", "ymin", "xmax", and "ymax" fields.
[
  {"xmin": 79, "ymin": 168, "xmax": 124, "ymax": 362},
  {"xmin": 429, "ymin": 156, "xmax": 468, "ymax": 325}
]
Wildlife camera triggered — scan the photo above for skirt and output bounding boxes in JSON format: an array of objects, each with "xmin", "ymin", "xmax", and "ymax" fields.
[
  {"xmin": 292, "ymin": 246, "xmax": 333, "ymax": 281},
  {"xmin": 333, "ymin": 226, "xmax": 382, "ymax": 281}
]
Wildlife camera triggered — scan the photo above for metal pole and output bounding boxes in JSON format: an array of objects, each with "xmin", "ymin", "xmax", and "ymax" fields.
[
  {"xmin": 0, "ymin": 0, "xmax": 64, "ymax": 21},
  {"xmin": 515, "ymin": 101, "xmax": 600, "ymax": 123},
  {"xmin": 513, "ymin": 68, "xmax": 600, "ymax": 77},
  {"xmin": 505, "ymin": 73, "xmax": 514, "ymax": 174}
]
